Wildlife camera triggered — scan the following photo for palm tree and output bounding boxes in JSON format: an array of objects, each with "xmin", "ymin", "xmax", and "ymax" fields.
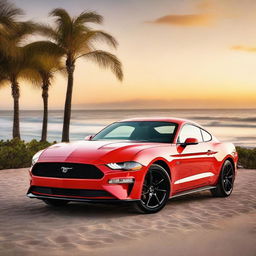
[
  {"xmin": 0, "ymin": 19, "xmax": 39, "ymax": 139},
  {"xmin": 22, "ymin": 41, "xmax": 64, "ymax": 141},
  {"xmin": 0, "ymin": 0, "xmax": 22, "ymax": 139},
  {"xmin": 44, "ymin": 8, "xmax": 123, "ymax": 142}
]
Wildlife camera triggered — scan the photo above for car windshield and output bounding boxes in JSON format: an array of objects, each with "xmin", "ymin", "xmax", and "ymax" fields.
[{"xmin": 92, "ymin": 121, "xmax": 178, "ymax": 143}]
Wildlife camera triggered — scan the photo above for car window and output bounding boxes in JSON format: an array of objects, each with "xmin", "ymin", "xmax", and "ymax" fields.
[
  {"xmin": 201, "ymin": 129, "xmax": 212, "ymax": 142},
  {"xmin": 103, "ymin": 125, "xmax": 135, "ymax": 139},
  {"xmin": 178, "ymin": 124, "xmax": 203, "ymax": 143},
  {"xmin": 154, "ymin": 125, "xmax": 176, "ymax": 134},
  {"xmin": 92, "ymin": 121, "xmax": 178, "ymax": 143}
]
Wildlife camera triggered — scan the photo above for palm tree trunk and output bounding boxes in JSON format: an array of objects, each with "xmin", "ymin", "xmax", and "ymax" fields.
[
  {"xmin": 11, "ymin": 77, "xmax": 20, "ymax": 139},
  {"xmin": 62, "ymin": 57, "xmax": 75, "ymax": 142},
  {"xmin": 41, "ymin": 77, "xmax": 49, "ymax": 142}
]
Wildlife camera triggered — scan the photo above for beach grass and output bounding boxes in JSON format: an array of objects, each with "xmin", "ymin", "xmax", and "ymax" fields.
[
  {"xmin": 0, "ymin": 139, "xmax": 54, "ymax": 170},
  {"xmin": 236, "ymin": 146, "xmax": 256, "ymax": 169}
]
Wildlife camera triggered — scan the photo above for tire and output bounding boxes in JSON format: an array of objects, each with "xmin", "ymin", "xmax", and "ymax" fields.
[
  {"xmin": 43, "ymin": 199, "xmax": 70, "ymax": 207},
  {"xmin": 133, "ymin": 164, "xmax": 170, "ymax": 214},
  {"xmin": 211, "ymin": 160, "xmax": 235, "ymax": 197}
]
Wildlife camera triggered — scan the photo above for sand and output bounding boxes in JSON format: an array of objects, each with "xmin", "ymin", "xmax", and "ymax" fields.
[{"xmin": 0, "ymin": 168, "xmax": 255, "ymax": 256}]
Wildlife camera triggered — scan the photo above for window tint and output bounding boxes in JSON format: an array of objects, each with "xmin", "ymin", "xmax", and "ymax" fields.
[
  {"xmin": 92, "ymin": 121, "xmax": 178, "ymax": 143},
  {"xmin": 103, "ymin": 125, "xmax": 135, "ymax": 139},
  {"xmin": 178, "ymin": 124, "xmax": 203, "ymax": 143},
  {"xmin": 154, "ymin": 125, "xmax": 176, "ymax": 134},
  {"xmin": 201, "ymin": 129, "xmax": 212, "ymax": 142}
]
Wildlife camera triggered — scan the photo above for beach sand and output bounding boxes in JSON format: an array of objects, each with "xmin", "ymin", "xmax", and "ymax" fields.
[{"xmin": 0, "ymin": 168, "xmax": 255, "ymax": 256}]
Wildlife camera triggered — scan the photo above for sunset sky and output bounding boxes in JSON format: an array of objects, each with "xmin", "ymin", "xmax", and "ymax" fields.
[{"xmin": 1, "ymin": 0, "xmax": 256, "ymax": 109}]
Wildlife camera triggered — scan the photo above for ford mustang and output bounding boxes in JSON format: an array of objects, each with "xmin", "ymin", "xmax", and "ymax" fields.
[{"xmin": 27, "ymin": 118, "xmax": 238, "ymax": 213}]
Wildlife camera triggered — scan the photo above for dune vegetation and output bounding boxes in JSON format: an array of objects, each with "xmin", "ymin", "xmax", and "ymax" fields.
[
  {"xmin": 236, "ymin": 146, "xmax": 256, "ymax": 170},
  {"xmin": 0, "ymin": 139, "xmax": 54, "ymax": 169}
]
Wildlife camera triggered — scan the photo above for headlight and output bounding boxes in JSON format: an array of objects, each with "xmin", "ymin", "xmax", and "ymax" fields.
[
  {"xmin": 31, "ymin": 150, "xmax": 44, "ymax": 166},
  {"xmin": 106, "ymin": 161, "xmax": 143, "ymax": 171}
]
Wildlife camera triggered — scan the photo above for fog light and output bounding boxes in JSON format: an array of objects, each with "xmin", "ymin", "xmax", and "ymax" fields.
[{"xmin": 108, "ymin": 178, "xmax": 134, "ymax": 184}]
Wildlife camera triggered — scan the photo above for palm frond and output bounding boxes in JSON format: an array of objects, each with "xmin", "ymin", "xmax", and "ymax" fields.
[
  {"xmin": 49, "ymin": 8, "xmax": 72, "ymax": 25},
  {"xmin": 82, "ymin": 50, "xmax": 123, "ymax": 81},
  {"xmin": 86, "ymin": 30, "xmax": 118, "ymax": 48},
  {"xmin": 23, "ymin": 40, "xmax": 64, "ymax": 56},
  {"xmin": 74, "ymin": 11, "xmax": 103, "ymax": 25},
  {"xmin": 71, "ymin": 30, "xmax": 118, "ymax": 59},
  {"xmin": 0, "ymin": 0, "xmax": 23, "ymax": 28},
  {"xmin": 22, "ymin": 41, "xmax": 64, "ymax": 78},
  {"xmin": 0, "ymin": 67, "xmax": 8, "ymax": 87},
  {"xmin": 33, "ymin": 23, "xmax": 58, "ymax": 41},
  {"xmin": 0, "ymin": 53, "xmax": 10, "ymax": 87},
  {"xmin": 9, "ymin": 20, "xmax": 39, "ymax": 44},
  {"xmin": 0, "ymin": 19, "xmax": 42, "ymax": 59},
  {"xmin": 49, "ymin": 8, "xmax": 73, "ymax": 51},
  {"xmin": 19, "ymin": 67, "xmax": 41, "ymax": 86}
]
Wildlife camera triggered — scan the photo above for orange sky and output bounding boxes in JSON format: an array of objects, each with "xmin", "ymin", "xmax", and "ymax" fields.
[{"xmin": 0, "ymin": 0, "xmax": 256, "ymax": 109}]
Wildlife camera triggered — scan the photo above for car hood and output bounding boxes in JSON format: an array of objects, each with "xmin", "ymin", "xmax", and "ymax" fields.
[{"xmin": 38, "ymin": 140, "xmax": 162, "ymax": 164}]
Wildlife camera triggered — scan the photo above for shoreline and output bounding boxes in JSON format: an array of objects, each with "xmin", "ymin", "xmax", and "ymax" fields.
[{"xmin": 1, "ymin": 108, "xmax": 255, "ymax": 147}]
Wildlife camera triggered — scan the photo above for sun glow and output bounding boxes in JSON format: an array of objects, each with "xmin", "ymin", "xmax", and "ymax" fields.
[{"xmin": 0, "ymin": 0, "xmax": 256, "ymax": 109}]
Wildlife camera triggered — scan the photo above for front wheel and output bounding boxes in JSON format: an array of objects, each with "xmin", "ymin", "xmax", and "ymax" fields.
[
  {"xmin": 134, "ymin": 164, "xmax": 170, "ymax": 214},
  {"xmin": 43, "ymin": 199, "xmax": 70, "ymax": 207},
  {"xmin": 211, "ymin": 160, "xmax": 235, "ymax": 197}
]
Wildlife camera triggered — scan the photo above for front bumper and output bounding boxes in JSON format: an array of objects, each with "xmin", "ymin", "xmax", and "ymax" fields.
[
  {"xmin": 27, "ymin": 164, "xmax": 146, "ymax": 201},
  {"xmin": 26, "ymin": 193, "xmax": 139, "ymax": 203}
]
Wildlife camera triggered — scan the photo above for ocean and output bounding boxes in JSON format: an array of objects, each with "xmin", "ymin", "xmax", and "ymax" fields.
[{"xmin": 0, "ymin": 109, "xmax": 255, "ymax": 147}]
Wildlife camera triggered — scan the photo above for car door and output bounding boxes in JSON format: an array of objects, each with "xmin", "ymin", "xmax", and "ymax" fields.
[{"xmin": 172, "ymin": 124, "xmax": 215, "ymax": 192}]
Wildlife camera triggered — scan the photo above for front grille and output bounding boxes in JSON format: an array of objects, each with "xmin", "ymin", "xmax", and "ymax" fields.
[
  {"xmin": 32, "ymin": 162, "xmax": 104, "ymax": 179},
  {"xmin": 31, "ymin": 186, "xmax": 112, "ymax": 198}
]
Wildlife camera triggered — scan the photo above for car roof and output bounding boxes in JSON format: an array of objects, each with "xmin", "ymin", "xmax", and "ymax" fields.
[{"xmin": 119, "ymin": 117, "xmax": 201, "ymax": 127}]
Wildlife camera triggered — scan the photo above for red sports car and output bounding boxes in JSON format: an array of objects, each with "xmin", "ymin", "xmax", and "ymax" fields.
[{"xmin": 27, "ymin": 118, "xmax": 238, "ymax": 213}]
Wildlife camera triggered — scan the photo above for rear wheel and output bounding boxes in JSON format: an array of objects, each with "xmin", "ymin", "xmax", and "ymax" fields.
[
  {"xmin": 43, "ymin": 199, "xmax": 70, "ymax": 207},
  {"xmin": 211, "ymin": 160, "xmax": 235, "ymax": 197},
  {"xmin": 134, "ymin": 164, "xmax": 170, "ymax": 214}
]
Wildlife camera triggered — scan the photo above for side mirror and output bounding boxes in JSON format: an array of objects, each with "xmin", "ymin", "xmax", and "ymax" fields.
[
  {"xmin": 182, "ymin": 137, "xmax": 199, "ymax": 147},
  {"xmin": 84, "ymin": 135, "xmax": 94, "ymax": 141}
]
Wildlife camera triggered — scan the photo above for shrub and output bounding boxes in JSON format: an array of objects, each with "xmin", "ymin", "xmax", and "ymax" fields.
[
  {"xmin": 236, "ymin": 146, "xmax": 256, "ymax": 169},
  {"xmin": 0, "ymin": 139, "xmax": 54, "ymax": 170}
]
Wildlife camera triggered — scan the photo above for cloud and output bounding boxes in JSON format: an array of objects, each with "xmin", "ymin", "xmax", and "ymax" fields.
[
  {"xmin": 230, "ymin": 45, "xmax": 256, "ymax": 52},
  {"xmin": 149, "ymin": 14, "xmax": 214, "ymax": 27},
  {"xmin": 73, "ymin": 97, "xmax": 254, "ymax": 109},
  {"xmin": 197, "ymin": 0, "xmax": 214, "ymax": 11}
]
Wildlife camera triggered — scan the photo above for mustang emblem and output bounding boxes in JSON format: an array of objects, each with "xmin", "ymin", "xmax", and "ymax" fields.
[{"xmin": 61, "ymin": 167, "xmax": 73, "ymax": 173}]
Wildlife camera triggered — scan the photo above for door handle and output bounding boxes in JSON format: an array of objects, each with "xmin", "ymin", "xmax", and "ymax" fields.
[{"xmin": 207, "ymin": 150, "xmax": 217, "ymax": 155}]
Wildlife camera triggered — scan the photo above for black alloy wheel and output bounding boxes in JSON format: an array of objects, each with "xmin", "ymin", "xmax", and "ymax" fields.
[
  {"xmin": 211, "ymin": 160, "xmax": 235, "ymax": 197},
  {"xmin": 134, "ymin": 164, "xmax": 170, "ymax": 214}
]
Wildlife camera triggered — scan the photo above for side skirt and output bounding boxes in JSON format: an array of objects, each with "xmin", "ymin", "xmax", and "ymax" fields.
[{"xmin": 170, "ymin": 186, "xmax": 216, "ymax": 199}]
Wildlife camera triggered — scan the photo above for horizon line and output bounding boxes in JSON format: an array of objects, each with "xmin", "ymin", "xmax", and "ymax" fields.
[{"xmin": 0, "ymin": 107, "xmax": 256, "ymax": 111}]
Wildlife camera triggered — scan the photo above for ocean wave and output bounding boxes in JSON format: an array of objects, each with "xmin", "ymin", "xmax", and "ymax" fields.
[
  {"xmin": 190, "ymin": 116, "xmax": 256, "ymax": 122},
  {"xmin": 205, "ymin": 122, "xmax": 256, "ymax": 128},
  {"xmin": 1, "ymin": 109, "xmax": 256, "ymax": 145}
]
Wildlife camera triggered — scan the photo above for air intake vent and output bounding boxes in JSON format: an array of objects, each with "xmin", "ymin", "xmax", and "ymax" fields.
[
  {"xmin": 32, "ymin": 162, "xmax": 104, "ymax": 179},
  {"xmin": 31, "ymin": 186, "xmax": 112, "ymax": 198}
]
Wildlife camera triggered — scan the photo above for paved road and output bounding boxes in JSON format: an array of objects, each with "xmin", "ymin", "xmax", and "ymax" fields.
[{"xmin": 0, "ymin": 168, "xmax": 255, "ymax": 255}]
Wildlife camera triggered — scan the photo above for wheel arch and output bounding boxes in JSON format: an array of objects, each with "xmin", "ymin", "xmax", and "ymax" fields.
[
  {"xmin": 224, "ymin": 156, "xmax": 236, "ymax": 173},
  {"xmin": 222, "ymin": 155, "xmax": 235, "ymax": 171},
  {"xmin": 152, "ymin": 159, "xmax": 171, "ymax": 181}
]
